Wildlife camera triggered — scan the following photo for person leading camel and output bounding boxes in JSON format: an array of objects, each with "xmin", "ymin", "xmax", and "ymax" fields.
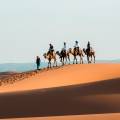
[{"xmin": 36, "ymin": 56, "xmax": 41, "ymax": 70}]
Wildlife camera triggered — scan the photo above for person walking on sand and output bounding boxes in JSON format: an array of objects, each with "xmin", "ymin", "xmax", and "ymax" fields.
[{"xmin": 36, "ymin": 56, "xmax": 41, "ymax": 70}]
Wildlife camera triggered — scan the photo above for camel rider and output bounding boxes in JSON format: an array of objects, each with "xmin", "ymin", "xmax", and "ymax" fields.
[
  {"xmin": 62, "ymin": 42, "xmax": 67, "ymax": 52},
  {"xmin": 74, "ymin": 40, "xmax": 79, "ymax": 52},
  {"xmin": 48, "ymin": 43, "xmax": 54, "ymax": 55},
  {"xmin": 87, "ymin": 41, "xmax": 91, "ymax": 52}
]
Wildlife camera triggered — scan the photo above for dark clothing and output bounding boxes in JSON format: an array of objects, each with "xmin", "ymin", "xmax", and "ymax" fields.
[
  {"xmin": 47, "ymin": 50, "xmax": 54, "ymax": 56},
  {"xmin": 87, "ymin": 43, "xmax": 90, "ymax": 49},
  {"xmin": 87, "ymin": 42, "xmax": 91, "ymax": 52},
  {"xmin": 36, "ymin": 57, "xmax": 40, "ymax": 70},
  {"xmin": 61, "ymin": 49, "xmax": 66, "ymax": 56},
  {"xmin": 48, "ymin": 45, "xmax": 54, "ymax": 55},
  {"xmin": 49, "ymin": 45, "xmax": 54, "ymax": 51}
]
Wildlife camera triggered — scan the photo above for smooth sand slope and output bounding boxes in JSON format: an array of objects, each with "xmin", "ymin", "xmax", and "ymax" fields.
[
  {"xmin": 0, "ymin": 64, "xmax": 120, "ymax": 93},
  {"xmin": 0, "ymin": 64, "xmax": 120, "ymax": 119},
  {"xmin": 4, "ymin": 114, "xmax": 120, "ymax": 120}
]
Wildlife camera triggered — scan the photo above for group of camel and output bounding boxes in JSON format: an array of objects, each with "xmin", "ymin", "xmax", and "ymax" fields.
[{"xmin": 43, "ymin": 47, "xmax": 96, "ymax": 68}]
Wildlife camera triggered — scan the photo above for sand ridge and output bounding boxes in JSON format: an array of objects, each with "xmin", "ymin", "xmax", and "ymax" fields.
[
  {"xmin": 0, "ymin": 64, "xmax": 120, "ymax": 93},
  {"xmin": 0, "ymin": 64, "xmax": 120, "ymax": 119}
]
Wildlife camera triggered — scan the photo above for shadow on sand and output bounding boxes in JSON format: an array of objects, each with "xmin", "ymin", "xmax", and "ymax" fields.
[{"xmin": 0, "ymin": 78, "xmax": 120, "ymax": 119}]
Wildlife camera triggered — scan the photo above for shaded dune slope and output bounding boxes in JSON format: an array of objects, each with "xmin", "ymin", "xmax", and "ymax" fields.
[{"xmin": 0, "ymin": 77, "xmax": 120, "ymax": 119}]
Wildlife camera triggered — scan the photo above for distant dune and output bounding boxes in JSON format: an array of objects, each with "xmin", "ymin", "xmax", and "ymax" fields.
[{"xmin": 0, "ymin": 64, "xmax": 120, "ymax": 119}]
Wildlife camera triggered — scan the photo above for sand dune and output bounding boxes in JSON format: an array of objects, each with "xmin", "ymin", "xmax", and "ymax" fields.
[
  {"xmin": 0, "ymin": 77, "xmax": 120, "ymax": 119},
  {"xmin": 3, "ymin": 114, "xmax": 120, "ymax": 120},
  {"xmin": 0, "ymin": 64, "xmax": 120, "ymax": 93},
  {"xmin": 0, "ymin": 64, "xmax": 120, "ymax": 119}
]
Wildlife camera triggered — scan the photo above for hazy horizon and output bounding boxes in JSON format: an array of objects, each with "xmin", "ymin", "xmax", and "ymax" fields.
[{"xmin": 0, "ymin": 0, "xmax": 120, "ymax": 63}]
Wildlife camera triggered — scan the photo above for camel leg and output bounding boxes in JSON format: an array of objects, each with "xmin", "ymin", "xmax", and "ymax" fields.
[
  {"xmin": 81, "ymin": 55, "xmax": 84, "ymax": 64},
  {"xmin": 53, "ymin": 58, "xmax": 57, "ymax": 67},
  {"xmin": 53, "ymin": 59, "xmax": 55, "ymax": 67},
  {"xmin": 53, "ymin": 59, "xmax": 56, "ymax": 67},
  {"xmin": 73, "ymin": 56, "xmax": 75, "ymax": 64},
  {"xmin": 47, "ymin": 63, "xmax": 49, "ymax": 68},
  {"xmin": 87, "ymin": 56, "xmax": 89, "ymax": 64},
  {"xmin": 73, "ymin": 56, "xmax": 77, "ymax": 64},
  {"xmin": 63, "ymin": 57, "xmax": 65, "ymax": 65},
  {"xmin": 80, "ymin": 55, "xmax": 83, "ymax": 64},
  {"xmin": 94, "ymin": 55, "xmax": 96, "ymax": 63},
  {"xmin": 68, "ymin": 56, "xmax": 70, "ymax": 64},
  {"xmin": 65, "ymin": 57, "xmax": 67, "ymax": 64},
  {"xmin": 50, "ymin": 61, "xmax": 51, "ymax": 68},
  {"xmin": 48, "ymin": 61, "xmax": 50, "ymax": 68},
  {"xmin": 48, "ymin": 58, "xmax": 52, "ymax": 68},
  {"xmin": 56, "ymin": 58, "xmax": 57, "ymax": 66},
  {"xmin": 91, "ymin": 56, "xmax": 92, "ymax": 63},
  {"xmin": 68, "ymin": 57, "xmax": 70, "ymax": 64},
  {"xmin": 80, "ymin": 55, "xmax": 81, "ymax": 64},
  {"xmin": 60, "ymin": 58, "xmax": 62, "ymax": 63},
  {"xmin": 61, "ymin": 57, "xmax": 63, "ymax": 66},
  {"xmin": 55, "ymin": 59, "xmax": 57, "ymax": 67},
  {"xmin": 76, "ymin": 57, "xmax": 78, "ymax": 64},
  {"xmin": 82, "ymin": 58, "xmax": 84, "ymax": 64},
  {"xmin": 60, "ymin": 57, "xmax": 62, "ymax": 65}
]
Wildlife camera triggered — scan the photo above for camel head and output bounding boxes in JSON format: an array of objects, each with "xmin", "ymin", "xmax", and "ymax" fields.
[
  {"xmin": 83, "ymin": 48, "xmax": 87, "ymax": 55},
  {"xmin": 56, "ymin": 51, "xmax": 60, "ymax": 56},
  {"xmin": 68, "ymin": 48, "xmax": 72, "ymax": 53},
  {"xmin": 43, "ymin": 53, "xmax": 47, "ymax": 59}
]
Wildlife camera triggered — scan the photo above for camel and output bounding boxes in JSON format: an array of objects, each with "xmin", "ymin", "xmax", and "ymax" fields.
[
  {"xmin": 43, "ymin": 51, "xmax": 57, "ymax": 68},
  {"xmin": 56, "ymin": 50, "xmax": 70, "ymax": 65},
  {"xmin": 68, "ymin": 48, "xmax": 84, "ymax": 64},
  {"xmin": 83, "ymin": 48, "xmax": 96, "ymax": 63}
]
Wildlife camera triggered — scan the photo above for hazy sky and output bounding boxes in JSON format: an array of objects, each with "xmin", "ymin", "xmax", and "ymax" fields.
[{"xmin": 0, "ymin": 0, "xmax": 120, "ymax": 63}]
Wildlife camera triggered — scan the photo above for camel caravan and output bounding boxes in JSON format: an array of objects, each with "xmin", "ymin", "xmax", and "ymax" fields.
[{"xmin": 36, "ymin": 41, "xmax": 96, "ymax": 69}]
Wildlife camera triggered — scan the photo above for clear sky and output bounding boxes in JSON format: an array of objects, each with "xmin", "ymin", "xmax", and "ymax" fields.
[{"xmin": 0, "ymin": 0, "xmax": 120, "ymax": 63}]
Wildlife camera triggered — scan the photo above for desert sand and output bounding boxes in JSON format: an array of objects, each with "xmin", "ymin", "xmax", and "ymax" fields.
[
  {"xmin": 3, "ymin": 114, "xmax": 120, "ymax": 120},
  {"xmin": 0, "ymin": 64, "xmax": 120, "ymax": 93},
  {"xmin": 0, "ymin": 64, "xmax": 120, "ymax": 119}
]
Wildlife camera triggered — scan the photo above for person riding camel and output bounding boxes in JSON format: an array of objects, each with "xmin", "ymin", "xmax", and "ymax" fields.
[
  {"xmin": 87, "ymin": 41, "xmax": 91, "ymax": 52},
  {"xmin": 74, "ymin": 41, "xmax": 79, "ymax": 53},
  {"xmin": 48, "ymin": 43, "xmax": 54, "ymax": 55},
  {"xmin": 62, "ymin": 42, "xmax": 67, "ymax": 53}
]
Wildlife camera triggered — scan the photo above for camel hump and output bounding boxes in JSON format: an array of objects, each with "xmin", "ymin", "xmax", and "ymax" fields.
[
  {"xmin": 79, "ymin": 48, "xmax": 82, "ymax": 51},
  {"xmin": 90, "ymin": 47, "xmax": 94, "ymax": 52}
]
